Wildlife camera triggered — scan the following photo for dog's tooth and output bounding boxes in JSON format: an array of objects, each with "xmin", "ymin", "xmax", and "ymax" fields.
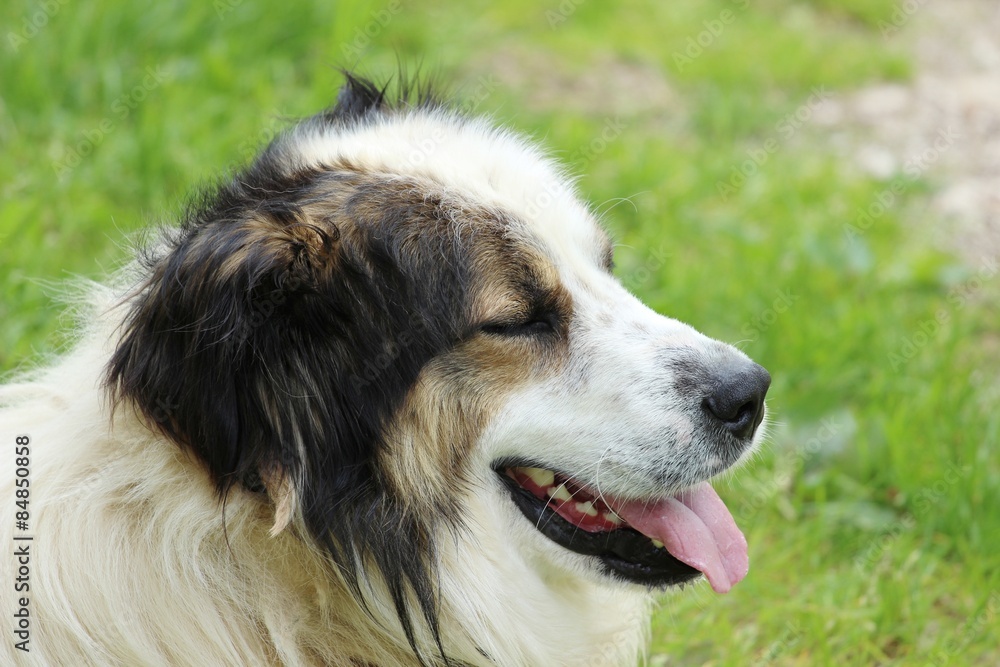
[
  {"xmin": 523, "ymin": 467, "xmax": 555, "ymax": 488},
  {"xmin": 547, "ymin": 484, "xmax": 573, "ymax": 502},
  {"xmin": 603, "ymin": 511, "xmax": 623, "ymax": 526},
  {"xmin": 651, "ymin": 539, "xmax": 665, "ymax": 549},
  {"xmin": 576, "ymin": 501, "xmax": 598, "ymax": 517}
]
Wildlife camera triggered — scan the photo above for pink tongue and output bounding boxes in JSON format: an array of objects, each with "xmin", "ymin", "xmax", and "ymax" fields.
[{"xmin": 609, "ymin": 482, "xmax": 748, "ymax": 593}]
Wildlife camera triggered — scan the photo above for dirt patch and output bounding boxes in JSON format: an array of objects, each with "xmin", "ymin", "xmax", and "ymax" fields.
[
  {"xmin": 814, "ymin": 0, "xmax": 1000, "ymax": 264},
  {"xmin": 475, "ymin": 7, "xmax": 1000, "ymax": 263}
]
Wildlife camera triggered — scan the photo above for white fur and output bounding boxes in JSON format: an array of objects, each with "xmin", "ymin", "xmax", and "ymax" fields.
[
  {"xmin": 1, "ymin": 106, "xmax": 763, "ymax": 666},
  {"xmin": 0, "ymin": 304, "xmax": 649, "ymax": 666}
]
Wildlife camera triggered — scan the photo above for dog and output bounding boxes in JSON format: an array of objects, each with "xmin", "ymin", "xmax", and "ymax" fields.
[{"xmin": 0, "ymin": 73, "xmax": 769, "ymax": 666}]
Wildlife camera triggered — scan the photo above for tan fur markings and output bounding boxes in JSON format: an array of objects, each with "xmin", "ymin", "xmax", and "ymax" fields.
[{"xmin": 379, "ymin": 226, "xmax": 575, "ymax": 513}]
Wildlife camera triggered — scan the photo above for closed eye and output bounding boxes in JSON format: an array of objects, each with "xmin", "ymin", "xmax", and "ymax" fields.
[{"xmin": 480, "ymin": 314, "xmax": 556, "ymax": 337}]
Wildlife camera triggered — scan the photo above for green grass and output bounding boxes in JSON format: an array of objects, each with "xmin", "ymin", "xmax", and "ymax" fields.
[{"xmin": 2, "ymin": 0, "xmax": 997, "ymax": 664}]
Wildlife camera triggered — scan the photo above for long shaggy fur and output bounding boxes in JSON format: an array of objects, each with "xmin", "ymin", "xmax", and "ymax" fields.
[{"xmin": 1, "ymin": 73, "xmax": 767, "ymax": 666}]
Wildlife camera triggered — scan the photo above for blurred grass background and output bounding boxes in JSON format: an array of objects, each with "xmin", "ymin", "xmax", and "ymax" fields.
[{"xmin": 1, "ymin": 1, "xmax": 997, "ymax": 664}]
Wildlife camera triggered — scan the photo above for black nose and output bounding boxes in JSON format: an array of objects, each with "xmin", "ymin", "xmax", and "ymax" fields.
[{"xmin": 703, "ymin": 362, "xmax": 771, "ymax": 440}]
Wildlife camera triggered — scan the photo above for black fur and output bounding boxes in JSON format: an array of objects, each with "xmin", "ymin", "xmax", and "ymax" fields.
[
  {"xmin": 319, "ymin": 70, "xmax": 446, "ymax": 127},
  {"xmin": 106, "ymin": 74, "xmax": 474, "ymax": 666}
]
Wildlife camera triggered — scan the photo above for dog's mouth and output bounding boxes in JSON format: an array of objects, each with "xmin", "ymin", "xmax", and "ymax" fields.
[{"xmin": 496, "ymin": 464, "xmax": 748, "ymax": 592}]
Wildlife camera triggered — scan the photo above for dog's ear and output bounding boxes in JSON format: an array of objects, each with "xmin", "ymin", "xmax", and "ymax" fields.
[
  {"xmin": 107, "ymin": 167, "xmax": 474, "ymax": 661},
  {"xmin": 106, "ymin": 208, "xmax": 340, "ymax": 503}
]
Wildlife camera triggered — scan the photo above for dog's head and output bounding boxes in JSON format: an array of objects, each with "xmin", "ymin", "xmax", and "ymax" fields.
[{"xmin": 107, "ymin": 74, "xmax": 769, "ymax": 660}]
